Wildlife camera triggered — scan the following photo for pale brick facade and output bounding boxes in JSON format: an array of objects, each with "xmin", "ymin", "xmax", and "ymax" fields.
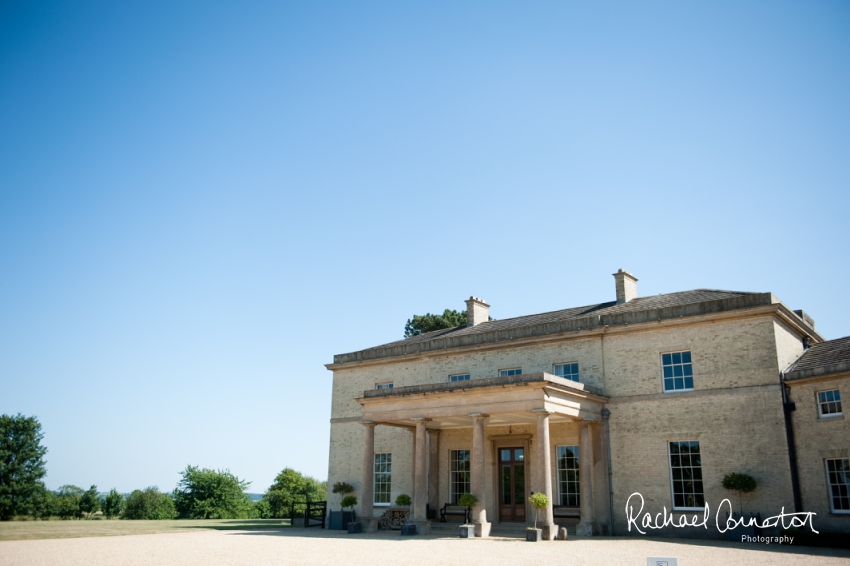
[{"xmin": 326, "ymin": 272, "xmax": 848, "ymax": 538}]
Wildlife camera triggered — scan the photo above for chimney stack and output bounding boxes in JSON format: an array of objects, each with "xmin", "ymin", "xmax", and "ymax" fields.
[
  {"xmin": 465, "ymin": 297, "xmax": 490, "ymax": 326},
  {"xmin": 613, "ymin": 269, "xmax": 638, "ymax": 304}
]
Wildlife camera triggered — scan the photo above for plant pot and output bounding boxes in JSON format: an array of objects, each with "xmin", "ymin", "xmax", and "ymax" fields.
[
  {"xmin": 400, "ymin": 524, "xmax": 418, "ymax": 536},
  {"xmin": 526, "ymin": 528, "xmax": 542, "ymax": 542},
  {"xmin": 329, "ymin": 510, "xmax": 356, "ymax": 530},
  {"xmin": 347, "ymin": 522, "xmax": 362, "ymax": 534},
  {"xmin": 459, "ymin": 524, "xmax": 475, "ymax": 538}
]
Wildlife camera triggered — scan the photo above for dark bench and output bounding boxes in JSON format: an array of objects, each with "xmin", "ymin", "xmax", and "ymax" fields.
[
  {"xmin": 553, "ymin": 506, "xmax": 580, "ymax": 519},
  {"xmin": 439, "ymin": 503, "xmax": 471, "ymax": 523}
]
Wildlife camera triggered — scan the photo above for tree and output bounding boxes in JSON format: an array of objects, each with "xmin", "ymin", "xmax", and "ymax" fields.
[
  {"xmin": 80, "ymin": 485, "xmax": 100, "ymax": 519},
  {"xmin": 123, "ymin": 487, "xmax": 177, "ymax": 520},
  {"xmin": 331, "ymin": 482, "xmax": 353, "ymax": 511},
  {"xmin": 404, "ymin": 309, "xmax": 467, "ymax": 337},
  {"xmin": 173, "ymin": 466, "xmax": 252, "ymax": 519},
  {"xmin": 102, "ymin": 488, "xmax": 124, "ymax": 519},
  {"xmin": 722, "ymin": 473, "xmax": 757, "ymax": 515},
  {"xmin": 0, "ymin": 414, "xmax": 48, "ymax": 520},
  {"xmin": 528, "ymin": 492, "xmax": 549, "ymax": 530},
  {"xmin": 261, "ymin": 468, "xmax": 327, "ymax": 519},
  {"xmin": 56, "ymin": 485, "xmax": 85, "ymax": 520}
]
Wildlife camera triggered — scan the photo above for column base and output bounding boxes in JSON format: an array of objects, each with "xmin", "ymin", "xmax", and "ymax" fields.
[
  {"xmin": 574, "ymin": 522, "xmax": 595, "ymax": 537},
  {"xmin": 474, "ymin": 521, "xmax": 491, "ymax": 538},
  {"xmin": 360, "ymin": 518, "xmax": 378, "ymax": 533},
  {"xmin": 408, "ymin": 520, "xmax": 431, "ymax": 535},
  {"xmin": 541, "ymin": 523, "xmax": 558, "ymax": 541}
]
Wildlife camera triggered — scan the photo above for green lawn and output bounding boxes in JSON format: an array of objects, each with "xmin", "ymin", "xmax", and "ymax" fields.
[{"xmin": 0, "ymin": 518, "xmax": 293, "ymax": 541}]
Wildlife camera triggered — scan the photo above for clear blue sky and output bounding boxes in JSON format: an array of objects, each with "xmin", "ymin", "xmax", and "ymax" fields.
[{"xmin": 1, "ymin": 1, "xmax": 848, "ymax": 494}]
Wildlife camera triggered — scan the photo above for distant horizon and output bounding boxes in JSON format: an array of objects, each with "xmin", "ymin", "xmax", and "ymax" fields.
[{"xmin": 2, "ymin": 0, "xmax": 848, "ymax": 494}]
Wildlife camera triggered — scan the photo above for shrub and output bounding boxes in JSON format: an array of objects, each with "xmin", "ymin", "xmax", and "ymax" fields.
[
  {"xmin": 457, "ymin": 494, "xmax": 477, "ymax": 507},
  {"xmin": 56, "ymin": 485, "xmax": 85, "ymax": 520},
  {"xmin": 102, "ymin": 489, "xmax": 125, "ymax": 519},
  {"xmin": 173, "ymin": 466, "xmax": 252, "ymax": 519},
  {"xmin": 331, "ymin": 482, "xmax": 354, "ymax": 495},
  {"xmin": 395, "ymin": 494, "xmax": 411, "ymax": 507},
  {"xmin": 340, "ymin": 495, "xmax": 357, "ymax": 515}
]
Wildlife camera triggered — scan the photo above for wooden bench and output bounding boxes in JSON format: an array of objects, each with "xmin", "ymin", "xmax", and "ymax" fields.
[
  {"xmin": 439, "ymin": 503, "xmax": 471, "ymax": 523},
  {"xmin": 553, "ymin": 506, "xmax": 580, "ymax": 519}
]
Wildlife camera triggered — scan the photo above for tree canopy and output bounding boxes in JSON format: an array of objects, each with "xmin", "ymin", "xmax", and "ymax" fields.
[
  {"xmin": 0, "ymin": 414, "xmax": 48, "ymax": 520},
  {"xmin": 123, "ymin": 487, "xmax": 177, "ymax": 520},
  {"xmin": 404, "ymin": 309, "xmax": 467, "ymax": 337},
  {"xmin": 102, "ymin": 488, "xmax": 125, "ymax": 519},
  {"xmin": 258, "ymin": 468, "xmax": 327, "ymax": 519},
  {"xmin": 173, "ymin": 466, "xmax": 253, "ymax": 519}
]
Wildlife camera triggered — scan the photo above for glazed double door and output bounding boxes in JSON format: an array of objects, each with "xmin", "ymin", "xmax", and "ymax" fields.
[{"xmin": 498, "ymin": 447, "xmax": 526, "ymax": 522}]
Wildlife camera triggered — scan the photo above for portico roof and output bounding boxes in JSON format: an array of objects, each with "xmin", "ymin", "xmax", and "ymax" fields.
[{"xmin": 356, "ymin": 372, "xmax": 609, "ymax": 429}]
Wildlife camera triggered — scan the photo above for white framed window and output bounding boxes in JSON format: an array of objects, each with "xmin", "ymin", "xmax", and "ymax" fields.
[
  {"xmin": 375, "ymin": 382, "xmax": 393, "ymax": 390},
  {"xmin": 825, "ymin": 458, "xmax": 850, "ymax": 513},
  {"xmin": 662, "ymin": 351, "xmax": 694, "ymax": 392},
  {"xmin": 554, "ymin": 363, "xmax": 580, "ymax": 382},
  {"xmin": 556, "ymin": 445, "xmax": 580, "ymax": 506},
  {"xmin": 668, "ymin": 441, "xmax": 704, "ymax": 510},
  {"xmin": 373, "ymin": 453, "xmax": 392, "ymax": 505},
  {"xmin": 449, "ymin": 374, "xmax": 470, "ymax": 382},
  {"xmin": 817, "ymin": 390, "xmax": 842, "ymax": 417},
  {"xmin": 449, "ymin": 449, "xmax": 471, "ymax": 503},
  {"xmin": 499, "ymin": 368, "xmax": 522, "ymax": 377}
]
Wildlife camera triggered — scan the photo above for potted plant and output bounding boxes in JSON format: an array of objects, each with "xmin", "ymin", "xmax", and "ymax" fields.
[
  {"xmin": 722, "ymin": 473, "xmax": 757, "ymax": 540},
  {"xmin": 396, "ymin": 494, "xmax": 417, "ymax": 535},
  {"xmin": 527, "ymin": 492, "xmax": 549, "ymax": 542},
  {"xmin": 330, "ymin": 482, "xmax": 355, "ymax": 530},
  {"xmin": 457, "ymin": 494, "xmax": 478, "ymax": 538},
  {"xmin": 341, "ymin": 495, "xmax": 360, "ymax": 533}
]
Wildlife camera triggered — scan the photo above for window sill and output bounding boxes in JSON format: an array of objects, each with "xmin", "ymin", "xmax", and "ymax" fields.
[
  {"xmin": 672, "ymin": 507, "xmax": 704, "ymax": 512},
  {"xmin": 663, "ymin": 389, "xmax": 695, "ymax": 394},
  {"xmin": 818, "ymin": 414, "xmax": 844, "ymax": 421},
  {"xmin": 828, "ymin": 512, "xmax": 850, "ymax": 517}
]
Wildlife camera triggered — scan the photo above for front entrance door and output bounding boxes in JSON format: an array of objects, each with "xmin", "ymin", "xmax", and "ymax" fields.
[{"xmin": 499, "ymin": 447, "xmax": 526, "ymax": 522}]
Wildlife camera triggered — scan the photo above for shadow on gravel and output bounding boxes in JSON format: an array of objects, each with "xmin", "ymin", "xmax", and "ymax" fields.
[{"xmin": 223, "ymin": 528, "xmax": 850, "ymax": 557}]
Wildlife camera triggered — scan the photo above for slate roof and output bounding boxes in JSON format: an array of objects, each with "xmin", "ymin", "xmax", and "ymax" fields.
[
  {"xmin": 334, "ymin": 289, "xmax": 788, "ymax": 365},
  {"xmin": 785, "ymin": 336, "xmax": 850, "ymax": 381}
]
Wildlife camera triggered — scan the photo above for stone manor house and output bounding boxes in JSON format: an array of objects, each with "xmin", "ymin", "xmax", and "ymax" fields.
[{"xmin": 325, "ymin": 270, "xmax": 849, "ymax": 538}]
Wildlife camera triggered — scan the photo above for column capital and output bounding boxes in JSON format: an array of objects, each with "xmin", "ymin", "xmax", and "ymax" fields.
[
  {"xmin": 411, "ymin": 417, "xmax": 431, "ymax": 423},
  {"xmin": 531, "ymin": 408, "xmax": 553, "ymax": 416},
  {"xmin": 361, "ymin": 420, "xmax": 376, "ymax": 427},
  {"xmin": 426, "ymin": 428, "xmax": 441, "ymax": 436},
  {"xmin": 468, "ymin": 412, "xmax": 489, "ymax": 419}
]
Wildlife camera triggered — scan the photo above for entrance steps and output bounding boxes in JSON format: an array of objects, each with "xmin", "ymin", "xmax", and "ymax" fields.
[{"xmin": 431, "ymin": 521, "xmax": 577, "ymax": 539}]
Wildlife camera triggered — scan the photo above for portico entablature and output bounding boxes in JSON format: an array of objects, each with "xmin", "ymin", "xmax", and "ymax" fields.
[{"xmin": 356, "ymin": 372, "xmax": 609, "ymax": 429}]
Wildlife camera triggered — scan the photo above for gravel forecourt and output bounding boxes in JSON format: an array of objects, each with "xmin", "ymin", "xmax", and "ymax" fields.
[{"xmin": 1, "ymin": 529, "xmax": 849, "ymax": 566}]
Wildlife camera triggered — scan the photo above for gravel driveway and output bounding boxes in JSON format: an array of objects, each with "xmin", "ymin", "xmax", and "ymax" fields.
[{"xmin": 1, "ymin": 528, "xmax": 848, "ymax": 566}]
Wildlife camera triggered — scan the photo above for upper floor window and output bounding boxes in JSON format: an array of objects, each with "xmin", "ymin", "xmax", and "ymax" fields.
[
  {"xmin": 556, "ymin": 445, "xmax": 580, "ymax": 506},
  {"xmin": 450, "ymin": 449, "xmax": 471, "ymax": 503},
  {"xmin": 817, "ymin": 390, "xmax": 842, "ymax": 417},
  {"xmin": 554, "ymin": 363, "xmax": 580, "ymax": 382},
  {"xmin": 668, "ymin": 441, "xmax": 704, "ymax": 510},
  {"xmin": 374, "ymin": 453, "xmax": 392, "ymax": 505},
  {"xmin": 449, "ymin": 374, "xmax": 471, "ymax": 382},
  {"xmin": 499, "ymin": 368, "xmax": 522, "ymax": 377},
  {"xmin": 662, "ymin": 351, "xmax": 693, "ymax": 392},
  {"xmin": 375, "ymin": 383, "xmax": 393, "ymax": 390}
]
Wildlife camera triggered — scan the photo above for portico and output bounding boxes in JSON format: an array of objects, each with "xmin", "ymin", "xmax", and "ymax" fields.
[{"xmin": 355, "ymin": 372, "xmax": 610, "ymax": 538}]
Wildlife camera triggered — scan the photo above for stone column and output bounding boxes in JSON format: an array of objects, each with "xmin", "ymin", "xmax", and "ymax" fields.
[
  {"xmin": 469, "ymin": 412, "xmax": 491, "ymax": 537},
  {"xmin": 360, "ymin": 421, "xmax": 378, "ymax": 532},
  {"xmin": 411, "ymin": 417, "xmax": 431, "ymax": 533},
  {"xmin": 428, "ymin": 429, "xmax": 440, "ymax": 515},
  {"xmin": 533, "ymin": 409, "xmax": 556, "ymax": 540},
  {"xmin": 576, "ymin": 421, "xmax": 595, "ymax": 536}
]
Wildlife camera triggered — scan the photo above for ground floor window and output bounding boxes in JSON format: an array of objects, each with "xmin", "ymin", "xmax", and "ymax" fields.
[
  {"xmin": 826, "ymin": 458, "xmax": 850, "ymax": 513},
  {"xmin": 668, "ymin": 441, "xmax": 704, "ymax": 509},
  {"xmin": 374, "ymin": 453, "xmax": 392, "ymax": 505},
  {"xmin": 556, "ymin": 445, "xmax": 580, "ymax": 506},
  {"xmin": 450, "ymin": 449, "xmax": 471, "ymax": 503}
]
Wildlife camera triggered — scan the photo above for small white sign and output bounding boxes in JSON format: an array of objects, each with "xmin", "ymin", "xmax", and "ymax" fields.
[{"xmin": 647, "ymin": 558, "xmax": 678, "ymax": 566}]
